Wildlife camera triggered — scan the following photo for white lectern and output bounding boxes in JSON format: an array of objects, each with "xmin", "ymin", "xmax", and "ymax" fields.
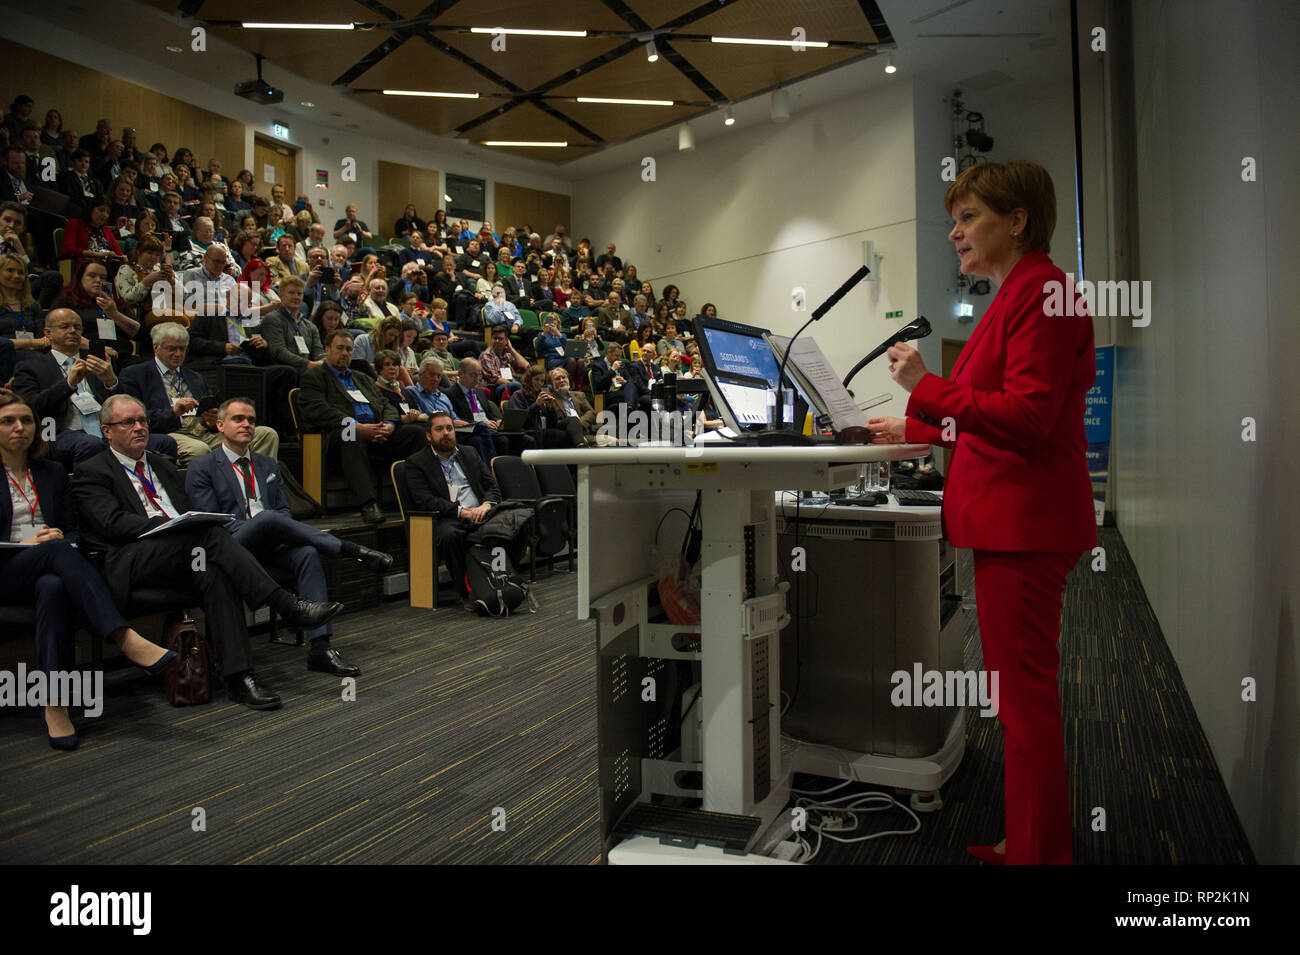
[{"xmin": 524, "ymin": 443, "xmax": 930, "ymax": 863}]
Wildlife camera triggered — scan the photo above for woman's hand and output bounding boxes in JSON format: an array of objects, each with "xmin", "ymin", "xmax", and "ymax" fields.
[
  {"xmin": 866, "ymin": 416, "xmax": 906, "ymax": 444},
  {"xmin": 887, "ymin": 342, "xmax": 927, "ymax": 393},
  {"xmin": 21, "ymin": 526, "xmax": 63, "ymax": 545}
]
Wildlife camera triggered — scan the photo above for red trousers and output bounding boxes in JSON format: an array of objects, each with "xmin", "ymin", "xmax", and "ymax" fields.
[{"xmin": 973, "ymin": 549, "xmax": 1081, "ymax": 865}]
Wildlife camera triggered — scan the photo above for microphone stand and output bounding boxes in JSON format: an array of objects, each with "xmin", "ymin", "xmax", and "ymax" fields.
[{"xmin": 754, "ymin": 265, "xmax": 871, "ymax": 446}]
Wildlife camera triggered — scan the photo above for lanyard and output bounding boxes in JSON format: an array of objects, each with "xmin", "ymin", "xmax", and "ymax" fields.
[
  {"xmin": 225, "ymin": 316, "xmax": 248, "ymax": 340},
  {"xmin": 121, "ymin": 460, "xmax": 164, "ymax": 512},
  {"xmin": 438, "ymin": 454, "xmax": 459, "ymax": 485},
  {"xmin": 229, "ymin": 459, "xmax": 257, "ymax": 501},
  {"xmin": 5, "ymin": 467, "xmax": 38, "ymax": 518}
]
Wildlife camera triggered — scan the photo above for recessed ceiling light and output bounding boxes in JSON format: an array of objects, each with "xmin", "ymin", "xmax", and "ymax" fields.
[
  {"xmin": 646, "ymin": 40, "xmax": 658, "ymax": 63},
  {"xmin": 165, "ymin": 45, "xmax": 183, "ymax": 53},
  {"xmin": 711, "ymin": 36, "xmax": 829, "ymax": 48},
  {"xmin": 724, "ymin": 106, "xmax": 735, "ymax": 126},
  {"xmin": 469, "ymin": 27, "xmax": 586, "ymax": 37},
  {"xmin": 243, "ymin": 22, "xmax": 355, "ymax": 30},
  {"xmin": 382, "ymin": 89, "xmax": 480, "ymax": 99},
  {"xmin": 299, "ymin": 101, "xmax": 315, "ymax": 107},
  {"xmin": 576, "ymin": 97, "xmax": 673, "ymax": 106},
  {"xmin": 482, "ymin": 141, "xmax": 568, "ymax": 147}
]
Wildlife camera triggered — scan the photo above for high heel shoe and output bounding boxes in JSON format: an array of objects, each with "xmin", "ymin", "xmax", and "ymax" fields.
[
  {"xmin": 967, "ymin": 844, "xmax": 1006, "ymax": 865},
  {"xmin": 136, "ymin": 649, "xmax": 178, "ymax": 676},
  {"xmin": 42, "ymin": 713, "xmax": 79, "ymax": 751}
]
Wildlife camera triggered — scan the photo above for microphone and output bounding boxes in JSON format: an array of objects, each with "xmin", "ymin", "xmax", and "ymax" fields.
[
  {"xmin": 757, "ymin": 265, "xmax": 871, "ymax": 446},
  {"xmin": 842, "ymin": 316, "xmax": 932, "ymax": 391}
]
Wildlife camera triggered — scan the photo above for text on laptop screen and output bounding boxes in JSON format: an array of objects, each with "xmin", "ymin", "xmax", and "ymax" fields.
[{"xmin": 701, "ymin": 327, "xmax": 781, "ymax": 387}]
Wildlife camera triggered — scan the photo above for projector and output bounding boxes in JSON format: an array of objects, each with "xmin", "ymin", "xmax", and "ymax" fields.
[{"xmin": 235, "ymin": 79, "xmax": 284, "ymax": 105}]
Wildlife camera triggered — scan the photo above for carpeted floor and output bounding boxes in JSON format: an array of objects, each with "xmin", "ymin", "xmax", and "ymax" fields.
[{"xmin": 0, "ymin": 528, "xmax": 1255, "ymax": 865}]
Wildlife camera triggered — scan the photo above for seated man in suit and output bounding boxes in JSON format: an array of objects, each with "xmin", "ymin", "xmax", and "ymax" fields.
[
  {"xmin": 588, "ymin": 341, "xmax": 628, "ymax": 408},
  {"xmin": 155, "ymin": 191, "xmax": 191, "ymax": 250},
  {"xmin": 508, "ymin": 366, "xmax": 584, "ymax": 449},
  {"xmin": 548, "ymin": 367, "xmax": 597, "ymax": 441},
  {"xmin": 404, "ymin": 410, "xmax": 502, "ymax": 612},
  {"xmin": 118, "ymin": 322, "xmax": 278, "ymax": 465},
  {"xmin": 73, "ymin": 395, "xmax": 343, "ymax": 709},
  {"xmin": 296, "ymin": 328, "xmax": 427, "ymax": 524},
  {"xmin": 267, "ymin": 233, "xmax": 307, "ymax": 288},
  {"xmin": 622, "ymin": 342, "xmax": 660, "ymax": 414},
  {"xmin": 259, "ymin": 276, "xmax": 325, "ymax": 376},
  {"xmin": 12, "ymin": 308, "xmax": 178, "ymax": 464},
  {"xmin": 186, "ymin": 398, "xmax": 392, "ymax": 678}
]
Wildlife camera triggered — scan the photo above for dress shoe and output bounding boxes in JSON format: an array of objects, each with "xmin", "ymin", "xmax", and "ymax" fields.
[
  {"xmin": 967, "ymin": 844, "xmax": 1006, "ymax": 865},
  {"xmin": 352, "ymin": 545, "xmax": 394, "ymax": 573},
  {"xmin": 360, "ymin": 502, "xmax": 385, "ymax": 524},
  {"xmin": 43, "ymin": 713, "xmax": 79, "ymax": 751},
  {"xmin": 461, "ymin": 597, "xmax": 477, "ymax": 613},
  {"xmin": 227, "ymin": 672, "xmax": 282, "ymax": 710},
  {"xmin": 307, "ymin": 647, "xmax": 360, "ymax": 678},
  {"xmin": 280, "ymin": 597, "xmax": 344, "ymax": 629},
  {"xmin": 135, "ymin": 648, "xmax": 178, "ymax": 676}
]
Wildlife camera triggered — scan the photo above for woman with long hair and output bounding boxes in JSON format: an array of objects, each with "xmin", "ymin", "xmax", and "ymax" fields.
[
  {"xmin": 868, "ymin": 160, "xmax": 1095, "ymax": 865},
  {"xmin": 114, "ymin": 236, "xmax": 177, "ymax": 324},
  {"xmin": 40, "ymin": 108, "xmax": 62, "ymax": 146},
  {"xmin": 60, "ymin": 196, "xmax": 124, "ymax": 271},
  {"xmin": 311, "ymin": 300, "xmax": 345, "ymax": 344},
  {"xmin": 123, "ymin": 212, "xmax": 158, "ymax": 259},
  {"xmin": 0, "ymin": 393, "xmax": 178, "ymax": 749},
  {"xmin": 353, "ymin": 314, "xmax": 404, "ymax": 368},
  {"xmin": 225, "ymin": 178, "xmax": 251, "ymax": 214},
  {"xmin": 173, "ymin": 162, "xmax": 200, "ymax": 213},
  {"xmin": 395, "ymin": 204, "xmax": 426, "ymax": 238},
  {"xmin": 52, "ymin": 258, "xmax": 137, "ymax": 362},
  {"xmin": 0, "ymin": 253, "xmax": 47, "ymax": 353},
  {"xmin": 236, "ymin": 258, "xmax": 279, "ymax": 319},
  {"xmin": 149, "ymin": 143, "xmax": 172, "ymax": 177}
]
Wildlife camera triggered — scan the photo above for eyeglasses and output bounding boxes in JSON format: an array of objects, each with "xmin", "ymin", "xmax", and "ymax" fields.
[{"xmin": 105, "ymin": 416, "xmax": 148, "ymax": 429}]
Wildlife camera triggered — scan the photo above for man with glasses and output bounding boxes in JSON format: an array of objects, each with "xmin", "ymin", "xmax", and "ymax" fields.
[
  {"xmin": 118, "ymin": 322, "xmax": 278, "ymax": 465},
  {"xmin": 11, "ymin": 308, "xmax": 178, "ymax": 464},
  {"xmin": 73, "ymin": 394, "xmax": 343, "ymax": 710}
]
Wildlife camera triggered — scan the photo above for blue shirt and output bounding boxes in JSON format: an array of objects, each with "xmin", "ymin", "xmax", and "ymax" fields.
[
  {"xmin": 407, "ymin": 383, "xmax": 453, "ymax": 418},
  {"xmin": 327, "ymin": 363, "xmax": 376, "ymax": 423},
  {"xmin": 436, "ymin": 450, "xmax": 480, "ymax": 510}
]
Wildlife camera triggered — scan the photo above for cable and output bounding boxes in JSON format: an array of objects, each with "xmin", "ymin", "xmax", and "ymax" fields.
[{"xmin": 653, "ymin": 507, "xmax": 692, "ymax": 544}]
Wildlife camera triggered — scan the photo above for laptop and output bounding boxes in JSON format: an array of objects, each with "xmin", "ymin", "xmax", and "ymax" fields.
[
  {"xmin": 29, "ymin": 187, "xmax": 72, "ymax": 218},
  {"xmin": 564, "ymin": 339, "xmax": 594, "ymax": 359},
  {"xmin": 500, "ymin": 407, "xmax": 530, "ymax": 432}
]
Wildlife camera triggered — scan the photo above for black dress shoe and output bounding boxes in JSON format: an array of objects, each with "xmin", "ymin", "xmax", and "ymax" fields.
[
  {"xmin": 352, "ymin": 544, "xmax": 394, "ymax": 573},
  {"xmin": 280, "ymin": 598, "xmax": 344, "ymax": 629},
  {"xmin": 307, "ymin": 647, "xmax": 361, "ymax": 677},
  {"xmin": 227, "ymin": 672, "xmax": 282, "ymax": 710},
  {"xmin": 360, "ymin": 502, "xmax": 385, "ymax": 524}
]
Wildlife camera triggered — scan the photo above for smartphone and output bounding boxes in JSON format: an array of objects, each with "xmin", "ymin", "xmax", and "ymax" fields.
[{"xmin": 88, "ymin": 338, "xmax": 107, "ymax": 360}]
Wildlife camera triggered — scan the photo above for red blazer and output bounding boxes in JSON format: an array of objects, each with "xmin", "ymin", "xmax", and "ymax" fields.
[
  {"xmin": 905, "ymin": 250, "xmax": 1096, "ymax": 553},
  {"xmin": 60, "ymin": 218, "xmax": 123, "ymax": 261}
]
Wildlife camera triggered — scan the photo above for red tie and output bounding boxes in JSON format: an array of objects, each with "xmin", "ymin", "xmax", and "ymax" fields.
[{"xmin": 135, "ymin": 460, "xmax": 164, "ymax": 513}]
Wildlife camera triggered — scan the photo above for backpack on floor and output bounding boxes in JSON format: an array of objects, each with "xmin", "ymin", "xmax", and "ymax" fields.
[
  {"xmin": 280, "ymin": 467, "xmax": 322, "ymax": 520},
  {"xmin": 464, "ymin": 543, "xmax": 536, "ymax": 616}
]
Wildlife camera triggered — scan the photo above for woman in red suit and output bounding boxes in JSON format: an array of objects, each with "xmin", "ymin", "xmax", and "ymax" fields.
[{"xmin": 868, "ymin": 160, "xmax": 1096, "ymax": 864}]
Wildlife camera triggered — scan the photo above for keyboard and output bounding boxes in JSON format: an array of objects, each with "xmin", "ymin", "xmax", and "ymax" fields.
[{"xmin": 892, "ymin": 490, "xmax": 943, "ymax": 506}]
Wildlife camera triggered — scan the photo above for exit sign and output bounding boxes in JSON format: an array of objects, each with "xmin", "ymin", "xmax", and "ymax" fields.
[{"xmin": 886, "ymin": 309, "xmax": 904, "ymax": 319}]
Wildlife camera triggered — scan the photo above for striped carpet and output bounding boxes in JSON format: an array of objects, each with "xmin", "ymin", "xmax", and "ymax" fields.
[{"xmin": 0, "ymin": 528, "xmax": 1254, "ymax": 864}]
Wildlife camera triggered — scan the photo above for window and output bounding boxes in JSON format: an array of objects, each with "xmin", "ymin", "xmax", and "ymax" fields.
[{"xmin": 445, "ymin": 174, "xmax": 485, "ymax": 221}]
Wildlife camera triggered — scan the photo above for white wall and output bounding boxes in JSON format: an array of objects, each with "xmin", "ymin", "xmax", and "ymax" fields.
[
  {"xmin": 1121, "ymin": 0, "xmax": 1300, "ymax": 863},
  {"xmin": 7, "ymin": 5, "xmax": 572, "ymax": 232},
  {"xmin": 574, "ymin": 80, "xmax": 921, "ymax": 416}
]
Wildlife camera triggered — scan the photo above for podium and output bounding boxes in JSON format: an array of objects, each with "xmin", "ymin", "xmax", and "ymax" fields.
[{"xmin": 524, "ymin": 443, "xmax": 931, "ymax": 862}]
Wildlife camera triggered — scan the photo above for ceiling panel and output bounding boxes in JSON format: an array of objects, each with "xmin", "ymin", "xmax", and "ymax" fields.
[
  {"xmin": 550, "ymin": 49, "xmax": 711, "ymax": 102},
  {"xmin": 205, "ymin": 24, "xmax": 393, "ymax": 84},
  {"xmin": 561, "ymin": 102, "xmax": 711, "ymax": 143},
  {"xmin": 348, "ymin": 92, "xmax": 497, "ymax": 135},
  {"xmin": 690, "ymin": 0, "xmax": 880, "ymax": 43},
  {"xmin": 429, "ymin": 0, "xmax": 632, "ymax": 32},
  {"xmin": 197, "ymin": 0, "xmax": 376, "ymax": 20},
  {"xmin": 624, "ymin": 1, "xmax": 714, "ymax": 27},
  {"xmin": 433, "ymin": 34, "xmax": 627, "ymax": 91},
  {"xmin": 347, "ymin": 34, "xmax": 511, "ymax": 93},
  {"xmin": 670, "ymin": 41, "xmax": 865, "ymax": 101}
]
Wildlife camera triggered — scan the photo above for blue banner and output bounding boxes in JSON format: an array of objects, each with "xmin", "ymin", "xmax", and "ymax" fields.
[{"xmin": 1086, "ymin": 345, "xmax": 1113, "ymax": 479}]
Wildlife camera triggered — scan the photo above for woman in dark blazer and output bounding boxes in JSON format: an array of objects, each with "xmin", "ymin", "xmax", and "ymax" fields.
[
  {"xmin": 0, "ymin": 394, "xmax": 175, "ymax": 750},
  {"xmin": 869, "ymin": 160, "xmax": 1096, "ymax": 865}
]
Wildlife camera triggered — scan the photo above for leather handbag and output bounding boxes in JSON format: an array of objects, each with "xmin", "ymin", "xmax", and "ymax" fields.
[{"xmin": 161, "ymin": 612, "xmax": 212, "ymax": 706}]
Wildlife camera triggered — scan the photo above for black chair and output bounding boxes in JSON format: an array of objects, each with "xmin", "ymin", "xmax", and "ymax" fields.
[
  {"xmin": 490, "ymin": 456, "xmax": 571, "ymax": 579},
  {"xmin": 391, "ymin": 460, "xmax": 447, "ymax": 609},
  {"xmin": 533, "ymin": 463, "xmax": 577, "ymax": 566}
]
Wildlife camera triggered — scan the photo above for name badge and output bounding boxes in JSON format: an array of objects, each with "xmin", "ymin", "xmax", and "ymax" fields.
[
  {"xmin": 248, "ymin": 497, "xmax": 264, "ymax": 517},
  {"xmin": 565, "ymin": 406, "xmax": 579, "ymax": 418},
  {"xmin": 345, "ymin": 388, "xmax": 368, "ymax": 402},
  {"xmin": 294, "ymin": 334, "xmax": 308, "ymax": 354},
  {"xmin": 612, "ymin": 319, "xmax": 622, "ymax": 329},
  {"xmin": 96, "ymin": 317, "xmax": 117, "ymax": 340},
  {"xmin": 448, "ymin": 483, "xmax": 463, "ymax": 502},
  {"xmin": 149, "ymin": 182, "xmax": 159, "ymax": 192},
  {"xmin": 70, "ymin": 391, "xmax": 101, "ymax": 414},
  {"xmin": 499, "ymin": 367, "xmax": 513, "ymax": 381},
  {"xmin": 417, "ymin": 258, "xmax": 426, "ymax": 266},
  {"xmin": 472, "ymin": 410, "xmax": 487, "ymax": 423},
  {"xmin": 471, "ymin": 259, "xmax": 481, "ymax": 268},
  {"xmin": 399, "ymin": 402, "xmax": 410, "ymax": 413},
  {"xmin": 15, "ymin": 330, "xmax": 33, "ymax": 340},
  {"xmin": 455, "ymin": 245, "xmax": 463, "ymax": 254}
]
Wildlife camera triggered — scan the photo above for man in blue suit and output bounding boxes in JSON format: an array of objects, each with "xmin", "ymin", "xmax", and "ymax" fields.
[
  {"xmin": 184, "ymin": 397, "xmax": 393, "ymax": 677},
  {"xmin": 118, "ymin": 322, "xmax": 279, "ymax": 465}
]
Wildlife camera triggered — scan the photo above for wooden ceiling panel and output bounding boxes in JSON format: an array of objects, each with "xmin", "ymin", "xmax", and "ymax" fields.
[
  {"xmin": 690, "ymin": 0, "xmax": 880, "ymax": 44},
  {"xmin": 206, "ymin": 24, "xmax": 393, "ymax": 84},
  {"xmin": 347, "ymin": 34, "xmax": 510, "ymax": 94},
  {"xmin": 349, "ymin": 92, "xmax": 496, "ymax": 135},
  {"xmin": 560, "ymin": 102, "xmax": 711, "ymax": 143},
  {"xmin": 671, "ymin": 41, "xmax": 864, "ymax": 101},
  {"xmin": 623, "ymin": 1, "xmax": 711, "ymax": 27},
  {"xmin": 435, "ymin": 35, "xmax": 627, "ymax": 91},
  {"xmin": 462, "ymin": 102, "xmax": 588, "ymax": 144},
  {"xmin": 199, "ymin": 0, "xmax": 375, "ymax": 21},
  {"xmin": 428, "ymin": 0, "xmax": 633, "ymax": 32},
  {"xmin": 550, "ymin": 49, "xmax": 710, "ymax": 102}
]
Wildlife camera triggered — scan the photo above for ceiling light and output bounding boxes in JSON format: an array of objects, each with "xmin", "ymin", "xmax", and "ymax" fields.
[
  {"xmin": 443, "ymin": 194, "xmax": 453, "ymax": 203},
  {"xmin": 711, "ymin": 36, "xmax": 829, "ymax": 48},
  {"xmin": 242, "ymin": 22, "xmax": 355, "ymax": 30},
  {"xmin": 885, "ymin": 53, "xmax": 897, "ymax": 74},
  {"xmin": 470, "ymin": 28, "xmax": 587, "ymax": 37},
  {"xmin": 678, "ymin": 124, "xmax": 694, "ymax": 152},
  {"xmin": 646, "ymin": 39, "xmax": 658, "ymax": 62},
  {"xmin": 299, "ymin": 101, "xmax": 315, "ymax": 107},
  {"xmin": 576, "ymin": 97, "xmax": 673, "ymax": 106},
  {"xmin": 482, "ymin": 141, "xmax": 568, "ymax": 147},
  {"xmin": 771, "ymin": 89, "xmax": 791, "ymax": 123},
  {"xmin": 724, "ymin": 106, "xmax": 735, "ymax": 126},
  {"xmin": 382, "ymin": 89, "xmax": 480, "ymax": 99},
  {"xmin": 165, "ymin": 45, "xmax": 184, "ymax": 53}
]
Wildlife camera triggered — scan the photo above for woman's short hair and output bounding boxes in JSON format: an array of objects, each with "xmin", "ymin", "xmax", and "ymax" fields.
[
  {"xmin": 132, "ymin": 236, "xmax": 164, "ymax": 260},
  {"xmin": 0, "ymin": 393, "xmax": 47, "ymax": 462},
  {"xmin": 374, "ymin": 348, "xmax": 401, "ymax": 369},
  {"xmin": 943, "ymin": 159, "xmax": 1056, "ymax": 254}
]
